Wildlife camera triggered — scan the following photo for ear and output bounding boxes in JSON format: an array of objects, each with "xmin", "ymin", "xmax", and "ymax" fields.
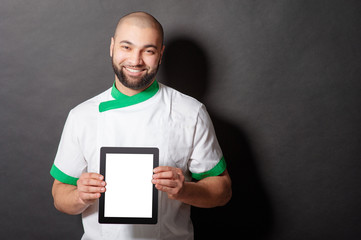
[
  {"xmin": 110, "ymin": 37, "xmax": 114, "ymax": 58},
  {"xmin": 159, "ymin": 45, "xmax": 165, "ymax": 64}
]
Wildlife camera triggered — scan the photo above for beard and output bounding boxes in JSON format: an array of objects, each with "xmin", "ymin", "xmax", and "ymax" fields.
[{"xmin": 112, "ymin": 59, "xmax": 159, "ymax": 90}]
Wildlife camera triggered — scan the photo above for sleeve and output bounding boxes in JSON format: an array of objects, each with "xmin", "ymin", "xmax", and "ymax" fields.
[
  {"xmin": 50, "ymin": 110, "xmax": 87, "ymax": 185},
  {"xmin": 188, "ymin": 105, "xmax": 226, "ymax": 180}
]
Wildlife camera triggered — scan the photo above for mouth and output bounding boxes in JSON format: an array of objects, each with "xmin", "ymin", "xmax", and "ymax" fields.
[{"xmin": 123, "ymin": 66, "xmax": 146, "ymax": 74}]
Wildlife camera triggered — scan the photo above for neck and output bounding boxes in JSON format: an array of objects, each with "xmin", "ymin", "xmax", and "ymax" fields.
[{"xmin": 114, "ymin": 77, "xmax": 155, "ymax": 96}]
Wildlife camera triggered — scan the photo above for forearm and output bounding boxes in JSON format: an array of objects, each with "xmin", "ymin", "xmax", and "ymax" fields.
[
  {"xmin": 175, "ymin": 172, "xmax": 232, "ymax": 208},
  {"xmin": 52, "ymin": 180, "xmax": 89, "ymax": 215}
]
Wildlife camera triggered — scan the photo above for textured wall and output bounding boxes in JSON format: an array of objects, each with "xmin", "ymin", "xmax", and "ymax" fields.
[{"xmin": 1, "ymin": 1, "xmax": 360, "ymax": 239}]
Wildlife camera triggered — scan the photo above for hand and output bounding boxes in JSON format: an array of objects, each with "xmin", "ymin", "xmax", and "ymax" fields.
[
  {"xmin": 152, "ymin": 166, "xmax": 185, "ymax": 200},
  {"xmin": 76, "ymin": 172, "xmax": 106, "ymax": 205}
]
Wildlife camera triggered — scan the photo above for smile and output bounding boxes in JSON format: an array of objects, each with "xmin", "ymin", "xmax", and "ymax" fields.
[{"xmin": 124, "ymin": 67, "xmax": 145, "ymax": 73}]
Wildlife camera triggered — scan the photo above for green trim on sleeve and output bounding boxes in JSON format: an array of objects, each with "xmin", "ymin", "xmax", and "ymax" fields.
[
  {"xmin": 50, "ymin": 164, "xmax": 79, "ymax": 186},
  {"xmin": 191, "ymin": 156, "xmax": 227, "ymax": 180}
]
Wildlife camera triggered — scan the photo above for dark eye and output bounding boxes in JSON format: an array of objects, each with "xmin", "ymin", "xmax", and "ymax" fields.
[
  {"xmin": 122, "ymin": 46, "xmax": 130, "ymax": 50},
  {"xmin": 146, "ymin": 50, "xmax": 155, "ymax": 54}
]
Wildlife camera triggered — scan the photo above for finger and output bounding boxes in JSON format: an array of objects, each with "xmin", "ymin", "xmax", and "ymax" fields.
[
  {"xmin": 153, "ymin": 171, "xmax": 178, "ymax": 179},
  {"xmin": 175, "ymin": 168, "xmax": 183, "ymax": 175},
  {"xmin": 77, "ymin": 178, "xmax": 106, "ymax": 187},
  {"xmin": 79, "ymin": 192, "xmax": 102, "ymax": 201},
  {"xmin": 153, "ymin": 166, "xmax": 173, "ymax": 173},
  {"xmin": 78, "ymin": 185, "xmax": 106, "ymax": 194},
  {"xmin": 152, "ymin": 179, "xmax": 178, "ymax": 188},
  {"xmin": 80, "ymin": 172, "xmax": 104, "ymax": 181},
  {"xmin": 155, "ymin": 184, "xmax": 171, "ymax": 192},
  {"xmin": 155, "ymin": 184, "xmax": 181, "ymax": 195}
]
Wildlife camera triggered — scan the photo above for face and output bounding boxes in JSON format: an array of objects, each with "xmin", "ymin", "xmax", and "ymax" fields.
[{"xmin": 110, "ymin": 22, "xmax": 164, "ymax": 90}]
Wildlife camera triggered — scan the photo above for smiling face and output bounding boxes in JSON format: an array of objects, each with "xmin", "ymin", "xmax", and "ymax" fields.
[{"xmin": 110, "ymin": 15, "xmax": 164, "ymax": 95}]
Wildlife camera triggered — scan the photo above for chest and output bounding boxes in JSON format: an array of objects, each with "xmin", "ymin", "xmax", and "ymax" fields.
[{"xmin": 78, "ymin": 106, "xmax": 196, "ymax": 178}]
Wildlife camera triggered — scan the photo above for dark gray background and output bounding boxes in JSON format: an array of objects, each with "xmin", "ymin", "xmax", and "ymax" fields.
[{"xmin": 1, "ymin": 1, "xmax": 360, "ymax": 239}]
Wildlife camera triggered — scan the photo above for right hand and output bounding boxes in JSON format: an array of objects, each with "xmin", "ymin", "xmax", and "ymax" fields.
[{"xmin": 76, "ymin": 172, "xmax": 106, "ymax": 205}]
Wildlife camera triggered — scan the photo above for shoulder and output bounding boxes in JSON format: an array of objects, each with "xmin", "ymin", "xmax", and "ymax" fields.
[
  {"xmin": 69, "ymin": 88, "xmax": 111, "ymax": 118},
  {"xmin": 159, "ymin": 83, "xmax": 207, "ymax": 125},
  {"xmin": 159, "ymin": 83, "xmax": 203, "ymax": 112}
]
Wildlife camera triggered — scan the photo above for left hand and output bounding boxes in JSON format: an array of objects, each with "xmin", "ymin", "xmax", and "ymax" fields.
[{"xmin": 152, "ymin": 166, "xmax": 185, "ymax": 199}]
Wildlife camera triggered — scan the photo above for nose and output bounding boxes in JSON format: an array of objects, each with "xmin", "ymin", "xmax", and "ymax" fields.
[{"xmin": 128, "ymin": 50, "xmax": 143, "ymax": 66}]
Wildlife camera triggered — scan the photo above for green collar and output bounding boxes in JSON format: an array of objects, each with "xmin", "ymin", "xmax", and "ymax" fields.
[{"xmin": 99, "ymin": 80, "xmax": 159, "ymax": 112}]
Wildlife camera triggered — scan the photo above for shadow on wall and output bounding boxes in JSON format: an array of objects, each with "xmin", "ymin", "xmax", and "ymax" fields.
[{"xmin": 161, "ymin": 37, "xmax": 274, "ymax": 239}]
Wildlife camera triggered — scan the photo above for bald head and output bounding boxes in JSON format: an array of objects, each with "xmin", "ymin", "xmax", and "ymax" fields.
[{"xmin": 114, "ymin": 12, "xmax": 164, "ymax": 45}]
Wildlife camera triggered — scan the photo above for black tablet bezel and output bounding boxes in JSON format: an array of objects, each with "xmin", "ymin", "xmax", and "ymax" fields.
[{"xmin": 99, "ymin": 147, "xmax": 159, "ymax": 224}]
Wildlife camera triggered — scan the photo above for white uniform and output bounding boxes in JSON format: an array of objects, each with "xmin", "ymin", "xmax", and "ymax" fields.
[{"xmin": 51, "ymin": 81, "xmax": 226, "ymax": 240}]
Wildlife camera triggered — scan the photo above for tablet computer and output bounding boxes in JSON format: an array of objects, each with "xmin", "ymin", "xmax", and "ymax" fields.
[{"xmin": 99, "ymin": 147, "xmax": 159, "ymax": 224}]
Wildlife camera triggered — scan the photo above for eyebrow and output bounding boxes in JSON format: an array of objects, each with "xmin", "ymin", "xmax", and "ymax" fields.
[{"xmin": 119, "ymin": 40, "xmax": 158, "ymax": 50}]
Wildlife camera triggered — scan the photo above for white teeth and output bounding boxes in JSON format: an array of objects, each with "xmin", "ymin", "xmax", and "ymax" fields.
[{"xmin": 125, "ymin": 67, "xmax": 142, "ymax": 73}]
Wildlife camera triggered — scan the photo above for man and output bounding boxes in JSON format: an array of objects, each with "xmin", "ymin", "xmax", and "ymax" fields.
[{"xmin": 51, "ymin": 11, "xmax": 231, "ymax": 239}]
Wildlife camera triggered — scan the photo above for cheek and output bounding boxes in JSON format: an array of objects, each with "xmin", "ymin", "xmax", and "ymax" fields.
[
  {"xmin": 145, "ymin": 57, "xmax": 161, "ymax": 69},
  {"xmin": 112, "ymin": 52, "xmax": 127, "ymax": 65}
]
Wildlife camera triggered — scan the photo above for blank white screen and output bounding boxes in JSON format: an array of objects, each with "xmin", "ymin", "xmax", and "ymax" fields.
[{"xmin": 104, "ymin": 153, "xmax": 154, "ymax": 218}]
